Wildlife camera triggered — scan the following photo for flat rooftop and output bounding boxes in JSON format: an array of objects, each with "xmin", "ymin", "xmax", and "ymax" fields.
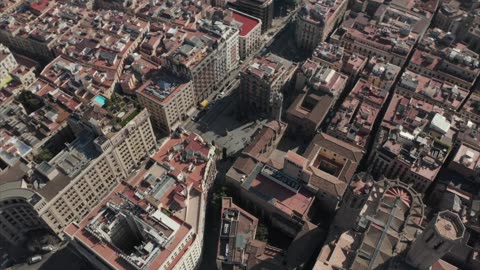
[
  {"xmin": 231, "ymin": 10, "xmax": 260, "ymax": 36},
  {"xmin": 244, "ymin": 53, "xmax": 294, "ymax": 83},
  {"xmin": 243, "ymin": 164, "xmax": 314, "ymax": 217},
  {"xmin": 136, "ymin": 72, "xmax": 190, "ymax": 106}
]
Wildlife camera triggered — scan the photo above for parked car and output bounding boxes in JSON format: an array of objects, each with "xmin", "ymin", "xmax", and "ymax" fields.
[
  {"xmin": 27, "ymin": 255, "xmax": 42, "ymax": 265},
  {"xmin": 41, "ymin": 245, "xmax": 54, "ymax": 252}
]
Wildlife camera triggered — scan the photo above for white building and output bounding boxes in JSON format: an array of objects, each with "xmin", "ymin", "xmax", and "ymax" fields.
[{"xmin": 232, "ymin": 10, "xmax": 262, "ymax": 60}]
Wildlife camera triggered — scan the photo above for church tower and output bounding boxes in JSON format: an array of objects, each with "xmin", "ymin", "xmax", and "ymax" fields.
[
  {"xmin": 332, "ymin": 172, "xmax": 373, "ymax": 231},
  {"xmin": 406, "ymin": 210, "xmax": 465, "ymax": 269}
]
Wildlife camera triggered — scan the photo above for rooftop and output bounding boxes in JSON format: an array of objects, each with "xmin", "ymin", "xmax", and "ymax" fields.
[
  {"xmin": 218, "ymin": 198, "xmax": 257, "ymax": 265},
  {"xmin": 434, "ymin": 211, "xmax": 465, "ymax": 240},
  {"xmin": 242, "ymin": 164, "xmax": 315, "ymax": 217},
  {"xmin": 137, "ymin": 0, "xmax": 202, "ymax": 28},
  {"xmin": 162, "ymin": 26, "xmax": 221, "ymax": 69},
  {"xmin": 341, "ymin": 53, "xmax": 368, "ymax": 76},
  {"xmin": 231, "ymin": 10, "xmax": 260, "ymax": 36},
  {"xmin": 41, "ymin": 55, "xmax": 116, "ymax": 101},
  {"xmin": 298, "ymin": 0, "xmax": 346, "ymax": 24},
  {"xmin": 49, "ymin": 130, "xmax": 99, "ymax": 178},
  {"xmin": 65, "ymin": 182, "xmax": 192, "ymax": 270},
  {"xmin": 151, "ymin": 132, "xmax": 214, "ymax": 189},
  {"xmin": 334, "ymin": 10, "xmax": 424, "ymax": 58},
  {"xmin": 30, "ymin": 79, "xmax": 82, "ymax": 112},
  {"xmin": 218, "ymin": 197, "xmax": 286, "ymax": 269},
  {"xmin": 378, "ymin": 94, "xmax": 453, "ymax": 181},
  {"xmin": 300, "ymin": 59, "xmax": 348, "ymax": 95},
  {"xmin": 411, "ymin": 28, "xmax": 480, "ymax": 86},
  {"xmin": 328, "ymin": 79, "xmax": 386, "ymax": 149},
  {"xmin": 362, "ymin": 56, "xmax": 401, "ymax": 87},
  {"xmin": 136, "ymin": 71, "xmax": 191, "ymax": 105},
  {"xmin": 312, "ymin": 42, "xmax": 344, "ymax": 66},
  {"xmin": 0, "ymin": 103, "xmax": 47, "ymax": 148},
  {"xmin": 64, "ymin": 132, "xmax": 214, "ymax": 270},
  {"xmin": 0, "ymin": 130, "xmax": 32, "ymax": 167},
  {"xmin": 243, "ymin": 53, "xmax": 295, "ymax": 83},
  {"xmin": 398, "ymin": 69, "xmax": 468, "ymax": 110},
  {"xmin": 451, "ymin": 143, "xmax": 480, "ymax": 172}
]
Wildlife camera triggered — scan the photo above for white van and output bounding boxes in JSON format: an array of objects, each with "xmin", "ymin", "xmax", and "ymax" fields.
[{"xmin": 27, "ymin": 255, "xmax": 42, "ymax": 264}]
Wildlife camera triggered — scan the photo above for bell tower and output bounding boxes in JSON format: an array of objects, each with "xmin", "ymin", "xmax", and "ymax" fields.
[
  {"xmin": 406, "ymin": 210, "xmax": 465, "ymax": 270},
  {"xmin": 332, "ymin": 172, "xmax": 373, "ymax": 231}
]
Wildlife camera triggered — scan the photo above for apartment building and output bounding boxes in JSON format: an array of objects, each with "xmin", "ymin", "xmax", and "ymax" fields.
[
  {"xmin": 296, "ymin": 0, "xmax": 347, "ymax": 51},
  {"xmin": 360, "ymin": 56, "xmax": 401, "ymax": 92},
  {"xmin": 434, "ymin": 1, "xmax": 470, "ymax": 34},
  {"xmin": 459, "ymin": 92, "xmax": 480, "ymax": 124},
  {"xmin": 198, "ymin": 17, "xmax": 240, "ymax": 75},
  {"xmin": 10, "ymin": 53, "xmax": 37, "ymax": 88},
  {"xmin": 395, "ymin": 69, "xmax": 469, "ymax": 111},
  {"xmin": 340, "ymin": 52, "xmax": 368, "ymax": 84},
  {"xmin": 0, "ymin": 108, "xmax": 156, "ymax": 244},
  {"xmin": 26, "ymin": 109, "xmax": 155, "ymax": 235},
  {"xmin": 65, "ymin": 131, "xmax": 216, "ymax": 270},
  {"xmin": 217, "ymin": 197, "xmax": 286, "ymax": 269},
  {"xmin": 228, "ymin": 0, "xmax": 273, "ymax": 33},
  {"xmin": 40, "ymin": 56, "xmax": 117, "ymax": 100},
  {"xmin": 0, "ymin": 129, "xmax": 32, "ymax": 170},
  {"xmin": 231, "ymin": 10, "xmax": 262, "ymax": 60},
  {"xmin": 0, "ymin": 0, "xmax": 25, "ymax": 15},
  {"xmin": 0, "ymin": 44, "xmax": 17, "ymax": 83},
  {"xmin": 240, "ymin": 53, "xmax": 297, "ymax": 118},
  {"xmin": 331, "ymin": 6, "xmax": 430, "ymax": 66},
  {"xmin": 368, "ymin": 94, "xmax": 455, "ymax": 194},
  {"xmin": 161, "ymin": 23, "xmax": 237, "ymax": 103},
  {"xmin": 327, "ymin": 79, "xmax": 388, "ymax": 151},
  {"xmin": 136, "ymin": 71, "xmax": 195, "ymax": 134},
  {"xmin": 408, "ymin": 28, "xmax": 480, "ymax": 90},
  {"xmin": 448, "ymin": 142, "xmax": 480, "ymax": 183},
  {"xmin": 287, "ymin": 58, "xmax": 348, "ymax": 137},
  {"xmin": 53, "ymin": 9, "xmax": 150, "ymax": 78},
  {"xmin": 0, "ymin": 0, "xmax": 60, "ymax": 61},
  {"xmin": 463, "ymin": 14, "xmax": 480, "ymax": 52}
]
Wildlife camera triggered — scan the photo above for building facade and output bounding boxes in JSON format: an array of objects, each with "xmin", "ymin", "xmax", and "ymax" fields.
[
  {"xmin": 65, "ymin": 131, "xmax": 216, "ymax": 270},
  {"xmin": 295, "ymin": 0, "xmax": 347, "ymax": 51},
  {"xmin": 0, "ymin": 44, "xmax": 17, "ymax": 84},
  {"xmin": 232, "ymin": 10, "xmax": 262, "ymax": 60},
  {"xmin": 0, "ymin": 108, "xmax": 157, "ymax": 245},
  {"xmin": 136, "ymin": 73, "xmax": 196, "ymax": 134},
  {"xmin": 240, "ymin": 53, "xmax": 297, "ymax": 118}
]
